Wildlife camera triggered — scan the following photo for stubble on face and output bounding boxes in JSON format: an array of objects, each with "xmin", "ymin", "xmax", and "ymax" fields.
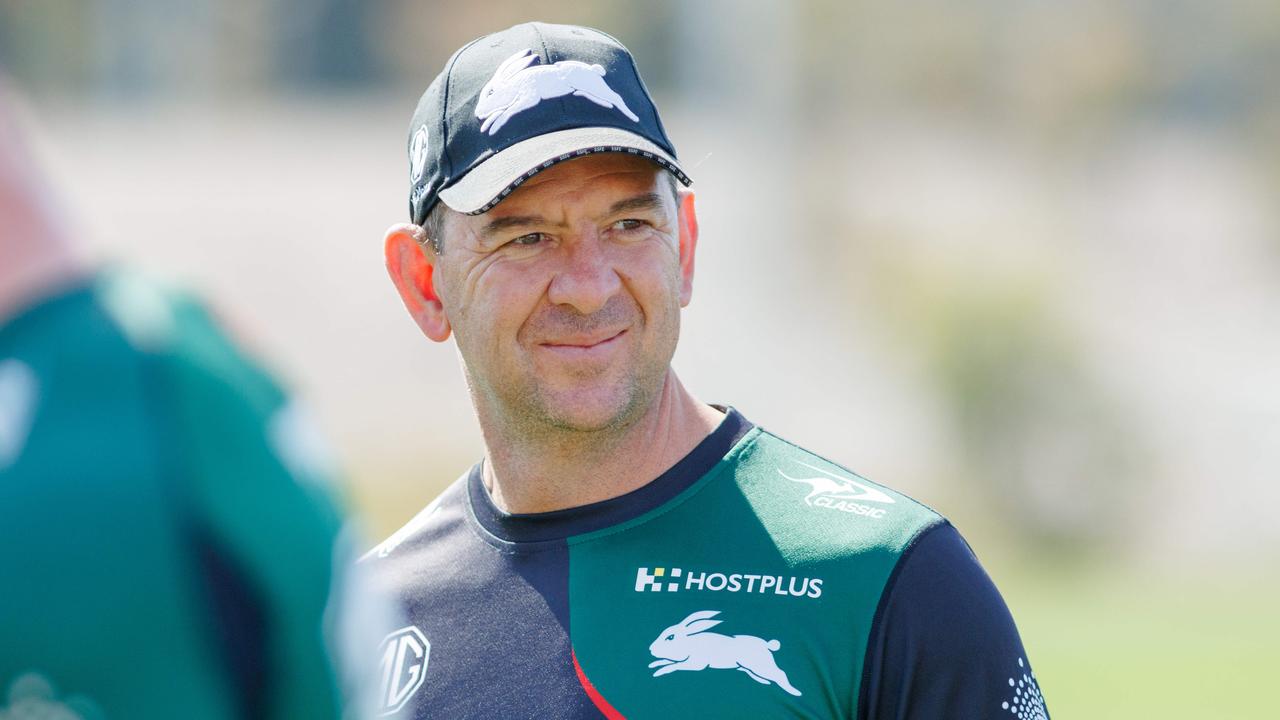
[
  {"xmin": 453, "ymin": 259, "xmax": 683, "ymax": 445},
  {"xmin": 440, "ymin": 158, "xmax": 685, "ymax": 443},
  {"xmin": 515, "ymin": 288, "xmax": 677, "ymax": 436}
]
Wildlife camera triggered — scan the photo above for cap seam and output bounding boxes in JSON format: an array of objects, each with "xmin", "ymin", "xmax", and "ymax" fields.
[
  {"xmin": 622, "ymin": 47, "xmax": 670, "ymax": 153},
  {"xmin": 439, "ymin": 35, "xmax": 485, "ymax": 208}
]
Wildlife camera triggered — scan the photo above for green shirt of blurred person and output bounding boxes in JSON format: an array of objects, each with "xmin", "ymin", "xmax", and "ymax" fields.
[{"xmin": 0, "ymin": 80, "xmax": 385, "ymax": 719}]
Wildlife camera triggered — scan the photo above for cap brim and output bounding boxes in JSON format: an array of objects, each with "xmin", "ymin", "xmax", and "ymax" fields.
[{"xmin": 437, "ymin": 127, "xmax": 691, "ymax": 215}]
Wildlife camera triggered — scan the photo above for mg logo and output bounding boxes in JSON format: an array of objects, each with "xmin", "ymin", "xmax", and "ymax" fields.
[{"xmin": 377, "ymin": 625, "xmax": 430, "ymax": 716}]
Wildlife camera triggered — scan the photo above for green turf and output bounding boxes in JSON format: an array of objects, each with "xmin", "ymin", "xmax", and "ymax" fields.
[{"xmin": 996, "ymin": 566, "xmax": 1280, "ymax": 719}]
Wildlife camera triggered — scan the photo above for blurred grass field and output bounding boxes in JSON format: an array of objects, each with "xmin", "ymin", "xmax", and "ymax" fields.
[{"xmin": 995, "ymin": 563, "xmax": 1280, "ymax": 719}]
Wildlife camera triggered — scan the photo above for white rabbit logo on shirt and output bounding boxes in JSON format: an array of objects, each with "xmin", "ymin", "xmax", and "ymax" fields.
[
  {"xmin": 474, "ymin": 49, "xmax": 640, "ymax": 135},
  {"xmin": 647, "ymin": 610, "xmax": 802, "ymax": 697}
]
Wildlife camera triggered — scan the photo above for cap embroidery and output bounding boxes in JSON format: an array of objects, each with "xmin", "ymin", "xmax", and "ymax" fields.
[
  {"xmin": 409, "ymin": 125, "xmax": 430, "ymax": 182},
  {"xmin": 465, "ymin": 147, "xmax": 691, "ymax": 215},
  {"xmin": 475, "ymin": 48, "xmax": 640, "ymax": 135}
]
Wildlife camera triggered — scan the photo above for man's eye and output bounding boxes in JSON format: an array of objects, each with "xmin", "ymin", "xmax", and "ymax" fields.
[
  {"xmin": 612, "ymin": 219, "xmax": 647, "ymax": 232},
  {"xmin": 508, "ymin": 233, "xmax": 546, "ymax": 247}
]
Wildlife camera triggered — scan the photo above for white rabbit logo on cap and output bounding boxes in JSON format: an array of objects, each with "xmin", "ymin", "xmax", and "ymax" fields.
[
  {"xmin": 647, "ymin": 610, "xmax": 802, "ymax": 697},
  {"xmin": 474, "ymin": 48, "xmax": 640, "ymax": 135}
]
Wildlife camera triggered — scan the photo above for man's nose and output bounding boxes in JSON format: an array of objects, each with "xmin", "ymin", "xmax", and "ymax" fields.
[{"xmin": 546, "ymin": 232, "xmax": 621, "ymax": 315}]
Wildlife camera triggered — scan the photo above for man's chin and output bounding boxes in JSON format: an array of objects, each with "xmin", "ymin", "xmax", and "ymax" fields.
[{"xmin": 531, "ymin": 385, "xmax": 646, "ymax": 434}]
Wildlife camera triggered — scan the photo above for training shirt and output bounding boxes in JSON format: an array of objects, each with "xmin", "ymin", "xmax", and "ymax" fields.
[
  {"xmin": 0, "ymin": 270, "xmax": 367, "ymax": 720},
  {"xmin": 365, "ymin": 409, "xmax": 1050, "ymax": 719}
]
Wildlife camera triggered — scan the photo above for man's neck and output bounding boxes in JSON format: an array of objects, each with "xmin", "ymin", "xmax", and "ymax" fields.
[{"xmin": 479, "ymin": 371, "xmax": 724, "ymax": 514}]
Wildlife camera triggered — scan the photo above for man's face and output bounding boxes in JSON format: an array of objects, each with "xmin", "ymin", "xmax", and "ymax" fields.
[{"xmin": 431, "ymin": 154, "xmax": 693, "ymax": 434}]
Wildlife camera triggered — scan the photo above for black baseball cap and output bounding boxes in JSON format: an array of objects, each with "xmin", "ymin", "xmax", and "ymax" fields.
[{"xmin": 406, "ymin": 22, "xmax": 691, "ymax": 224}]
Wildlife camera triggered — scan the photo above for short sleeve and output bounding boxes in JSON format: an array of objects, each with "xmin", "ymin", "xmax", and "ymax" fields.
[{"xmin": 858, "ymin": 522, "xmax": 1050, "ymax": 720}]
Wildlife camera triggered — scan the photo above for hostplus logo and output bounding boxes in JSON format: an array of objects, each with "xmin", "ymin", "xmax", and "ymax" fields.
[
  {"xmin": 635, "ymin": 567, "xmax": 823, "ymax": 599},
  {"xmin": 637, "ymin": 566, "xmax": 684, "ymax": 592}
]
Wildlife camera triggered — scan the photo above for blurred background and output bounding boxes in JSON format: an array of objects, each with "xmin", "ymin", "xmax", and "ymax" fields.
[{"xmin": 3, "ymin": 0, "xmax": 1278, "ymax": 716}]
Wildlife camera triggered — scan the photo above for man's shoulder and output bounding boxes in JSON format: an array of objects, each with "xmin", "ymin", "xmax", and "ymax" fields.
[
  {"xmin": 362, "ymin": 472, "xmax": 472, "ymax": 568},
  {"xmin": 4, "ymin": 268, "xmax": 289, "ymax": 419},
  {"xmin": 91, "ymin": 269, "xmax": 282, "ymax": 408},
  {"xmin": 725, "ymin": 424, "xmax": 945, "ymax": 559}
]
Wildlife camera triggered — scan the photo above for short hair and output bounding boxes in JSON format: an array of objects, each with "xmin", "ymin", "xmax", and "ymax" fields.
[
  {"xmin": 421, "ymin": 200, "xmax": 448, "ymax": 255},
  {"xmin": 420, "ymin": 167, "xmax": 681, "ymax": 255}
]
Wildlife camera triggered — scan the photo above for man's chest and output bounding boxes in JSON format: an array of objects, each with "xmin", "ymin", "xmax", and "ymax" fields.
[{"xmin": 375, "ymin": 533, "xmax": 876, "ymax": 719}]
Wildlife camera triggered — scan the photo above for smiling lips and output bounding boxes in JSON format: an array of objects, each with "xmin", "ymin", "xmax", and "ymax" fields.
[{"xmin": 537, "ymin": 329, "xmax": 628, "ymax": 357}]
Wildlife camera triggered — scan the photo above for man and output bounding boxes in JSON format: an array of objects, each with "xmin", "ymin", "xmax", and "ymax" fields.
[
  {"xmin": 368, "ymin": 22, "xmax": 1049, "ymax": 719},
  {"xmin": 0, "ymin": 78, "xmax": 386, "ymax": 718}
]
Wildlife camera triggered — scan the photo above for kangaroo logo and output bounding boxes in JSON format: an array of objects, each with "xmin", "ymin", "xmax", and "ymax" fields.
[
  {"xmin": 647, "ymin": 610, "xmax": 802, "ymax": 697},
  {"xmin": 475, "ymin": 48, "xmax": 640, "ymax": 135},
  {"xmin": 779, "ymin": 461, "xmax": 896, "ymax": 506}
]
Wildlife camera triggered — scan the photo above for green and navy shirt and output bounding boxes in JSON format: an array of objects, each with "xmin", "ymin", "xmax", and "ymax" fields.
[
  {"xmin": 0, "ymin": 270, "xmax": 372, "ymax": 719},
  {"xmin": 365, "ymin": 410, "xmax": 1049, "ymax": 718}
]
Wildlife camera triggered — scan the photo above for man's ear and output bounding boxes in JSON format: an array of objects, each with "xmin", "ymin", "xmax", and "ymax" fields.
[
  {"xmin": 676, "ymin": 191, "xmax": 699, "ymax": 307},
  {"xmin": 384, "ymin": 223, "xmax": 451, "ymax": 342}
]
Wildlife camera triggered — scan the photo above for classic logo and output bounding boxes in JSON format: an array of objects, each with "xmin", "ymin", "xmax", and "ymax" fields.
[
  {"xmin": 0, "ymin": 359, "xmax": 38, "ymax": 471},
  {"xmin": 1000, "ymin": 657, "xmax": 1048, "ymax": 720},
  {"xmin": 779, "ymin": 461, "xmax": 895, "ymax": 519},
  {"xmin": 408, "ymin": 125, "xmax": 430, "ymax": 183},
  {"xmin": 635, "ymin": 567, "xmax": 823, "ymax": 599},
  {"xmin": 377, "ymin": 626, "xmax": 430, "ymax": 716},
  {"xmin": 648, "ymin": 610, "xmax": 802, "ymax": 697},
  {"xmin": 475, "ymin": 48, "xmax": 640, "ymax": 135}
]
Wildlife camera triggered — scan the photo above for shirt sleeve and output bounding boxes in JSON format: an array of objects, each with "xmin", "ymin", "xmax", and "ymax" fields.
[{"xmin": 858, "ymin": 522, "xmax": 1050, "ymax": 720}]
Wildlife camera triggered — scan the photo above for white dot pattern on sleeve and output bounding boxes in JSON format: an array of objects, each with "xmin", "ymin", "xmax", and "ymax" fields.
[{"xmin": 999, "ymin": 657, "xmax": 1047, "ymax": 720}]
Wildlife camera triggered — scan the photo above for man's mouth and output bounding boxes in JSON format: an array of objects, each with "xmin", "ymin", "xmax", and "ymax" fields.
[{"xmin": 539, "ymin": 329, "xmax": 627, "ymax": 351}]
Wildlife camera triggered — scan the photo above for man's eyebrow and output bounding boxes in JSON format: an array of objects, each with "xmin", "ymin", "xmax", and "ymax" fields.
[
  {"xmin": 480, "ymin": 214, "xmax": 545, "ymax": 239},
  {"xmin": 479, "ymin": 192, "xmax": 668, "ymax": 239},
  {"xmin": 607, "ymin": 192, "xmax": 667, "ymax": 217}
]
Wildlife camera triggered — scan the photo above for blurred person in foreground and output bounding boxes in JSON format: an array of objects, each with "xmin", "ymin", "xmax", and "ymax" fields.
[
  {"xmin": 0, "ymin": 77, "xmax": 389, "ymax": 719},
  {"xmin": 366, "ymin": 22, "xmax": 1050, "ymax": 720}
]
